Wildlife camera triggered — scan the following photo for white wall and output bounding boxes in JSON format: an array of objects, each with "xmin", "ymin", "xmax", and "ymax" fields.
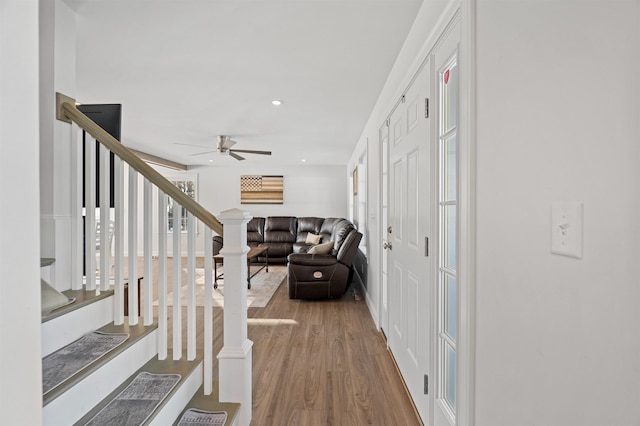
[
  {"xmin": 475, "ymin": 1, "xmax": 640, "ymax": 425},
  {"xmin": 129, "ymin": 163, "xmax": 348, "ymax": 256},
  {"xmin": 0, "ymin": 0, "xmax": 42, "ymax": 423},
  {"xmin": 193, "ymin": 164, "xmax": 348, "ymax": 219}
]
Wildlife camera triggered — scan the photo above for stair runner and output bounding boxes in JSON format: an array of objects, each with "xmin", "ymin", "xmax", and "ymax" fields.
[
  {"xmin": 73, "ymin": 354, "xmax": 204, "ymax": 425},
  {"xmin": 42, "ymin": 321, "xmax": 157, "ymax": 407},
  {"xmin": 43, "ymin": 331, "xmax": 129, "ymax": 394},
  {"xmin": 84, "ymin": 372, "xmax": 181, "ymax": 425}
]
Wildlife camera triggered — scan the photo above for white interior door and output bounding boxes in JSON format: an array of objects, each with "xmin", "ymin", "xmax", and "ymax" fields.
[
  {"xmin": 379, "ymin": 123, "xmax": 390, "ymax": 334},
  {"xmin": 387, "ymin": 60, "xmax": 432, "ymax": 423}
]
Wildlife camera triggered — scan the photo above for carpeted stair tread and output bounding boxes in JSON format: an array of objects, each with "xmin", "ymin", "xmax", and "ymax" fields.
[
  {"xmin": 84, "ymin": 372, "xmax": 181, "ymax": 425},
  {"xmin": 43, "ymin": 321, "xmax": 157, "ymax": 407},
  {"xmin": 74, "ymin": 354, "xmax": 203, "ymax": 426},
  {"xmin": 42, "ymin": 288, "xmax": 114, "ymax": 323},
  {"xmin": 172, "ymin": 384, "xmax": 240, "ymax": 426}
]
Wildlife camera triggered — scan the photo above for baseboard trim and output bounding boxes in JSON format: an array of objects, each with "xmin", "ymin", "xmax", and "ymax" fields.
[{"xmin": 385, "ymin": 344, "xmax": 425, "ymax": 426}]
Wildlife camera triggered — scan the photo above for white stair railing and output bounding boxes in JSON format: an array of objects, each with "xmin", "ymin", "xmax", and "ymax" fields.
[{"xmin": 56, "ymin": 93, "xmax": 252, "ymax": 425}]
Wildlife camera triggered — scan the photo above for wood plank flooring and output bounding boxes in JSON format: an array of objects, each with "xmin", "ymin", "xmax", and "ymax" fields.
[
  {"xmin": 138, "ymin": 257, "xmax": 422, "ymax": 425},
  {"xmin": 247, "ymin": 284, "xmax": 421, "ymax": 425}
]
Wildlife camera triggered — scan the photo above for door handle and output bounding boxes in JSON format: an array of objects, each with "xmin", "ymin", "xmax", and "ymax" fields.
[{"xmin": 383, "ymin": 242, "xmax": 393, "ymax": 250}]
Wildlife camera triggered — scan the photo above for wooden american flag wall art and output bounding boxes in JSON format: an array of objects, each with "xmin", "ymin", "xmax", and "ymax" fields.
[{"xmin": 240, "ymin": 175, "xmax": 284, "ymax": 204}]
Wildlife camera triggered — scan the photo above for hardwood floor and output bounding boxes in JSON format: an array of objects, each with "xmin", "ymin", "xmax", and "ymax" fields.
[
  {"xmin": 247, "ymin": 283, "xmax": 421, "ymax": 425},
  {"xmin": 141, "ymin": 257, "xmax": 422, "ymax": 425}
]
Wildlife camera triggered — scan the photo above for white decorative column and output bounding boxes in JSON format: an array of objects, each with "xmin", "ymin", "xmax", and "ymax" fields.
[{"xmin": 216, "ymin": 208, "xmax": 253, "ymax": 425}]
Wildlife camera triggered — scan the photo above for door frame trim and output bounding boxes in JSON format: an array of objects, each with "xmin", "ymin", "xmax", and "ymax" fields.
[
  {"xmin": 456, "ymin": 1, "xmax": 477, "ymax": 425},
  {"xmin": 378, "ymin": 121, "xmax": 390, "ymax": 338}
]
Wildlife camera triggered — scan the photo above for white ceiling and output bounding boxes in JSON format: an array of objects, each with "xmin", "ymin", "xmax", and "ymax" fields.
[{"xmin": 72, "ymin": 0, "xmax": 423, "ymax": 167}]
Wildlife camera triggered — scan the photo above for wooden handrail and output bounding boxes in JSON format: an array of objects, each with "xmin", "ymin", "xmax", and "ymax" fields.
[
  {"xmin": 56, "ymin": 92, "xmax": 223, "ymax": 235},
  {"xmin": 129, "ymin": 149, "xmax": 187, "ymax": 171}
]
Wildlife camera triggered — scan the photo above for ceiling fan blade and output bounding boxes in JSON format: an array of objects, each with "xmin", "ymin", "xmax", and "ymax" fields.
[
  {"xmin": 230, "ymin": 149, "xmax": 272, "ymax": 156},
  {"xmin": 229, "ymin": 151, "xmax": 245, "ymax": 161},
  {"xmin": 188, "ymin": 150, "xmax": 216, "ymax": 156},
  {"xmin": 174, "ymin": 143, "xmax": 211, "ymax": 149}
]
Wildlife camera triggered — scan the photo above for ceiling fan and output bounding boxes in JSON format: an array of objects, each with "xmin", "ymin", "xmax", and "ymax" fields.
[{"xmin": 176, "ymin": 135, "xmax": 272, "ymax": 161}]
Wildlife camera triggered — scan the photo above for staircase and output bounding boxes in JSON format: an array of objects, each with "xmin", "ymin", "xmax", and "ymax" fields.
[
  {"xmin": 41, "ymin": 290, "xmax": 236, "ymax": 425},
  {"xmin": 41, "ymin": 288, "xmax": 239, "ymax": 425},
  {"xmin": 39, "ymin": 95, "xmax": 254, "ymax": 425}
]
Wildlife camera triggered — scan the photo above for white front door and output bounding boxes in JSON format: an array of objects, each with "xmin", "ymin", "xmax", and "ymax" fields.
[{"xmin": 386, "ymin": 59, "xmax": 433, "ymax": 423}]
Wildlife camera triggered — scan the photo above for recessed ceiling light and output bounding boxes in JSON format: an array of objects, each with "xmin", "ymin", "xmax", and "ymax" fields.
[
  {"xmin": 271, "ymin": 99, "xmax": 283, "ymax": 106},
  {"xmin": 209, "ymin": 159, "xmax": 213, "ymax": 162},
  {"xmin": 301, "ymin": 159, "xmax": 307, "ymax": 162}
]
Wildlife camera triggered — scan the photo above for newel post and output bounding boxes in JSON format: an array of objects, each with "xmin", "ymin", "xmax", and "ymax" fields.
[{"xmin": 216, "ymin": 208, "xmax": 253, "ymax": 425}]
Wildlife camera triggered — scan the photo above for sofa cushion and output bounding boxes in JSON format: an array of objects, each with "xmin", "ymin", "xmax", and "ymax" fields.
[
  {"xmin": 297, "ymin": 217, "xmax": 325, "ymax": 243},
  {"xmin": 332, "ymin": 219, "xmax": 355, "ymax": 255},
  {"xmin": 259, "ymin": 242, "xmax": 294, "ymax": 262},
  {"xmin": 264, "ymin": 216, "xmax": 297, "ymax": 243},
  {"xmin": 247, "ymin": 217, "xmax": 265, "ymax": 246},
  {"xmin": 308, "ymin": 241, "xmax": 334, "ymax": 255},
  {"xmin": 336, "ymin": 230, "xmax": 363, "ymax": 267},
  {"xmin": 319, "ymin": 217, "xmax": 341, "ymax": 243}
]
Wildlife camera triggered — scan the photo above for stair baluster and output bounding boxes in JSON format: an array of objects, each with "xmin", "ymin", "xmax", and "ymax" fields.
[
  {"xmin": 85, "ymin": 134, "xmax": 97, "ymax": 290},
  {"xmin": 114, "ymin": 155, "xmax": 126, "ymax": 325},
  {"xmin": 172, "ymin": 199, "xmax": 182, "ymax": 360},
  {"xmin": 187, "ymin": 211, "xmax": 197, "ymax": 361},
  {"xmin": 128, "ymin": 166, "xmax": 139, "ymax": 323},
  {"xmin": 158, "ymin": 190, "xmax": 169, "ymax": 360},
  {"xmin": 71, "ymin": 123, "xmax": 84, "ymax": 290},
  {"xmin": 143, "ymin": 178, "xmax": 153, "ymax": 326},
  {"xmin": 99, "ymin": 143, "xmax": 110, "ymax": 291}
]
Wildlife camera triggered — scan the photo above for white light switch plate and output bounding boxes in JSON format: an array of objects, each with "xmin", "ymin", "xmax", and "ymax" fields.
[{"xmin": 551, "ymin": 202, "xmax": 583, "ymax": 258}]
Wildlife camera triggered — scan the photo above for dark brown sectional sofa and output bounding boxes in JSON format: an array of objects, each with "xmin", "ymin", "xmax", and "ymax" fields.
[{"xmin": 213, "ymin": 216, "xmax": 362, "ymax": 299}]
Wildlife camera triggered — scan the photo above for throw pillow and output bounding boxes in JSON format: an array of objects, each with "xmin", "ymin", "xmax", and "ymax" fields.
[
  {"xmin": 305, "ymin": 233, "xmax": 322, "ymax": 245},
  {"xmin": 308, "ymin": 241, "xmax": 334, "ymax": 255}
]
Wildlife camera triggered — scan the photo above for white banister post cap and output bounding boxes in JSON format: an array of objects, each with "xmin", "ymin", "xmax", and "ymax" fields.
[{"xmin": 217, "ymin": 208, "xmax": 252, "ymax": 224}]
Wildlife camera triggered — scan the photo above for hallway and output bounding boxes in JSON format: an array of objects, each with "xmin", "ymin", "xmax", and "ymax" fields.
[{"xmin": 156, "ymin": 257, "xmax": 421, "ymax": 425}]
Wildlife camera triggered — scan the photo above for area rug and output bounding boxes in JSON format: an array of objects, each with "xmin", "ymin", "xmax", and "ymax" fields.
[
  {"xmin": 177, "ymin": 408, "xmax": 228, "ymax": 426},
  {"xmin": 156, "ymin": 265, "xmax": 287, "ymax": 308},
  {"xmin": 85, "ymin": 372, "xmax": 181, "ymax": 426},
  {"xmin": 42, "ymin": 331, "xmax": 129, "ymax": 394}
]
